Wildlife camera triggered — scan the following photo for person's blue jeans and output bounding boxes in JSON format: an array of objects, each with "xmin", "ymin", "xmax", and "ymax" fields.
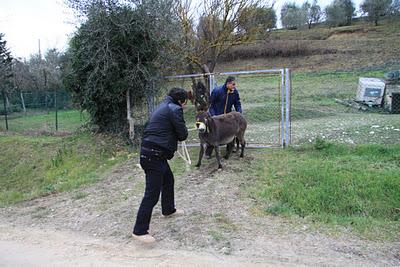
[{"xmin": 133, "ymin": 153, "xmax": 176, "ymax": 235}]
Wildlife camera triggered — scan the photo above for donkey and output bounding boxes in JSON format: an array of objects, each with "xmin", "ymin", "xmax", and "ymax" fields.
[{"xmin": 195, "ymin": 111, "xmax": 247, "ymax": 169}]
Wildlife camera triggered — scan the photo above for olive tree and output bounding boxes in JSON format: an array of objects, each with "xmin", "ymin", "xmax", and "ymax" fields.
[
  {"xmin": 174, "ymin": 0, "xmax": 274, "ymax": 105},
  {"xmin": 390, "ymin": 0, "xmax": 400, "ymax": 15},
  {"xmin": 325, "ymin": 0, "xmax": 355, "ymax": 27},
  {"xmin": 281, "ymin": 2, "xmax": 307, "ymax": 29},
  {"xmin": 303, "ymin": 0, "xmax": 323, "ymax": 29},
  {"xmin": 361, "ymin": 0, "xmax": 392, "ymax": 26},
  {"xmin": 237, "ymin": 5, "xmax": 277, "ymax": 34},
  {"xmin": 0, "ymin": 34, "xmax": 13, "ymax": 87},
  {"xmin": 0, "ymin": 33, "xmax": 13, "ymax": 113},
  {"xmin": 175, "ymin": 0, "xmax": 274, "ymax": 73},
  {"xmin": 64, "ymin": 0, "xmax": 176, "ymax": 139}
]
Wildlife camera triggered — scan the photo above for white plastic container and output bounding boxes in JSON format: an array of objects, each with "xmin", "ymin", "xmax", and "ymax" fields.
[{"xmin": 355, "ymin": 77, "xmax": 385, "ymax": 106}]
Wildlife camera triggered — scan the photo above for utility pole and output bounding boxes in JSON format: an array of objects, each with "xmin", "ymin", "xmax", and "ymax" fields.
[
  {"xmin": 38, "ymin": 39, "xmax": 41, "ymax": 59},
  {"xmin": 55, "ymin": 66, "xmax": 60, "ymax": 131}
]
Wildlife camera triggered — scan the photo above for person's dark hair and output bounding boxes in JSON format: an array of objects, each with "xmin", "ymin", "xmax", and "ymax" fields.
[
  {"xmin": 168, "ymin": 87, "xmax": 189, "ymax": 103},
  {"xmin": 225, "ymin": 76, "xmax": 235, "ymax": 85}
]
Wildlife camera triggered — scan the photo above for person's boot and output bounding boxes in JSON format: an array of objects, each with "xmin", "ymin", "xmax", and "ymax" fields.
[{"xmin": 132, "ymin": 233, "xmax": 156, "ymax": 244}]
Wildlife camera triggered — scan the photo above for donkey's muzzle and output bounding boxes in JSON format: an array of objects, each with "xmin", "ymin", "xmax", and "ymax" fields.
[{"xmin": 196, "ymin": 121, "xmax": 206, "ymax": 133}]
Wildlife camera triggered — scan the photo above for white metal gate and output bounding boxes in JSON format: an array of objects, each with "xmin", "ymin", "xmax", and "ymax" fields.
[{"xmin": 154, "ymin": 69, "xmax": 291, "ymax": 148}]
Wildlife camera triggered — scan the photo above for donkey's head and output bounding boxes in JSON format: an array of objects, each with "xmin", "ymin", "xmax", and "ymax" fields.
[{"xmin": 195, "ymin": 111, "xmax": 211, "ymax": 134}]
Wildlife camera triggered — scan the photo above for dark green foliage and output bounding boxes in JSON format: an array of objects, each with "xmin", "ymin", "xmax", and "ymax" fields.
[
  {"xmin": 314, "ymin": 137, "xmax": 332, "ymax": 150},
  {"xmin": 0, "ymin": 33, "xmax": 13, "ymax": 91},
  {"xmin": 237, "ymin": 6, "xmax": 277, "ymax": 34},
  {"xmin": 325, "ymin": 0, "xmax": 356, "ymax": 26},
  {"xmin": 64, "ymin": 2, "xmax": 166, "ymax": 134}
]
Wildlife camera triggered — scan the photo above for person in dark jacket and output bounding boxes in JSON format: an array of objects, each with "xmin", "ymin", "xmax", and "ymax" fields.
[
  {"xmin": 209, "ymin": 76, "xmax": 242, "ymax": 116},
  {"xmin": 206, "ymin": 76, "xmax": 242, "ymax": 157},
  {"xmin": 132, "ymin": 88, "xmax": 189, "ymax": 244}
]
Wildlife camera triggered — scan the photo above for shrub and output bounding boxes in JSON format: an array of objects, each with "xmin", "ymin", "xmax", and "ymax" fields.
[{"xmin": 218, "ymin": 40, "xmax": 338, "ymax": 62}]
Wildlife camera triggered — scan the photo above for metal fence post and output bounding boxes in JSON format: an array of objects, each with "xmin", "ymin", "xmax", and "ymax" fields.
[
  {"xmin": 285, "ymin": 68, "xmax": 291, "ymax": 146},
  {"xmin": 54, "ymin": 89, "xmax": 58, "ymax": 131},
  {"xmin": 208, "ymin": 74, "xmax": 213, "ymax": 96},
  {"xmin": 164, "ymin": 69, "xmax": 287, "ymax": 148},
  {"xmin": 281, "ymin": 69, "xmax": 286, "ymax": 147},
  {"xmin": 2, "ymin": 91, "xmax": 9, "ymax": 131}
]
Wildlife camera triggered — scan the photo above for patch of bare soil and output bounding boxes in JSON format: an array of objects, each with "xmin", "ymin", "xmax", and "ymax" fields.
[{"xmin": 0, "ymin": 155, "xmax": 399, "ymax": 266}]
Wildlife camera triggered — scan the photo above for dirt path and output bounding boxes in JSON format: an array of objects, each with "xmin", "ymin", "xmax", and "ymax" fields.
[
  {"xmin": 0, "ymin": 156, "xmax": 399, "ymax": 266},
  {"xmin": 0, "ymin": 226, "xmax": 261, "ymax": 266}
]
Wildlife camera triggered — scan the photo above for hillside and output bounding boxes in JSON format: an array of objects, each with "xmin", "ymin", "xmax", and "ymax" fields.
[{"xmin": 217, "ymin": 18, "xmax": 400, "ymax": 72}]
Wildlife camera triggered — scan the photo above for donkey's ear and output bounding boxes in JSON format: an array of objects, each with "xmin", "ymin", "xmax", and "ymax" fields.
[{"xmin": 187, "ymin": 90, "xmax": 194, "ymax": 104}]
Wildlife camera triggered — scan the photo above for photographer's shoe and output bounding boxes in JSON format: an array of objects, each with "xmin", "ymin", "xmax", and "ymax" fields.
[
  {"xmin": 163, "ymin": 209, "xmax": 184, "ymax": 218},
  {"xmin": 132, "ymin": 233, "xmax": 156, "ymax": 244}
]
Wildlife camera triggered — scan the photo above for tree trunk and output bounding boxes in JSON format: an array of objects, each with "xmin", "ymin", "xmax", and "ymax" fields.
[
  {"xmin": 20, "ymin": 92, "xmax": 26, "ymax": 113},
  {"xmin": 126, "ymin": 89, "xmax": 135, "ymax": 142},
  {"xmin": 186, "ymin": 64, "xmax": 207, "ymax": 111},
  {"xmin": 202, "ymin": 64, "xmax": 211, "ymax": 106},
  {"xmin": 5, "ymin": 93, "xmax": 10, "ymax": 111},
  {"xmin": 146, "ymin": 81, "xmax": 155, "ymax": 116}
]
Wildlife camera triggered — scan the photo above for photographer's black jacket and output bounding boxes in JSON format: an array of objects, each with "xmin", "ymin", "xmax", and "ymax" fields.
[{"xmin": 141, "ymin": 96, "xmax": 188, "ymax": 159}]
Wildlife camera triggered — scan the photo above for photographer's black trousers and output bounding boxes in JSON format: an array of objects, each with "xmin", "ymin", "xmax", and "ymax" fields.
[{"xmin": 133, "ymin": 153, "xmax": 176, "ymax": 235}]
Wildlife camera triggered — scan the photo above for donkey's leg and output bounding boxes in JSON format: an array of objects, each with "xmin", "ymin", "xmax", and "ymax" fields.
[
  {"xmin": 235, "ymin": 137, "xmax": 240, "ymax": 152},
  {"xmin": 215, "ymin": 146, "xmax": 223, "ymax": 169},
  {"xmin": 232, "ymin": 137, "xmax": 238, "ymax": 153},
  {"xmin": 225, "ymin": 141, "xmax": 234, "ymax": 159},
  {"xmin": 205, "ymin": 145, "xmax": 214, "ymax": 159},
  {"xmin": 240, "ymin": 138, "xmax": 246, "ymax": 158},
  {"xmin": 195, "ymin": 143, "xmax": 205, "ymax": 167}
]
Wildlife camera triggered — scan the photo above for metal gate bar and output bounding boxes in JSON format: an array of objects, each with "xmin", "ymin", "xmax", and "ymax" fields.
[{"xmin": 163, "ymin": 68, "xmax": 292, "ymax": 148}]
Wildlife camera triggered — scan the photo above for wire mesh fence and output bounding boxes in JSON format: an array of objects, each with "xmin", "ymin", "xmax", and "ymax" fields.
[
  {"xmin": 289, "ymin": 71, "xmax": 400, "ymax": 146},
  {"xmin": 2, "ymin": 70, "xmax": 399, "ymax": 145},
  {"xmin": 0, "ymin": 90, "xmax": 88, "ymax": 134},
  {"xmin": 156, "ymin": 69, "xmax": 400, "ymax": 147},
  {"xmin": 155, "ymin": 69, "xmax": 289, "ymax": 147}
]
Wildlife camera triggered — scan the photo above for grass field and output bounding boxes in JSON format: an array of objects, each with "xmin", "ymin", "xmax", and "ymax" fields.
[
  {"xmin": 0, "ymin": 133, "xmax": 128, "ymax": 206},
  {"xmin": 0, "ymin": 109, "xmax": 89, "ymax": 133},
  {"xmin": 248, "ymin": 142, "xmax": 400, "ymax": 239},
  {"xmin": 166, "ymin": 139, "xmax": 400, "ymax": 240}
]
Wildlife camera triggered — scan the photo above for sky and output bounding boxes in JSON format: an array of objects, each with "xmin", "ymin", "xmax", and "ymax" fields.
[
  {"xmin": 0, "ymin": 0, "xmax": 77, "ymax": 59},
  {"xmin": 0, "ymin": 0, "xmax": 363, "ymax": 60}
]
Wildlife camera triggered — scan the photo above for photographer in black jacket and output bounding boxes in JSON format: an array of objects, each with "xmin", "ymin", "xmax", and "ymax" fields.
[{"xmin": 132, "ymin": 88, "xmax": 189, "ymax": 244}]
